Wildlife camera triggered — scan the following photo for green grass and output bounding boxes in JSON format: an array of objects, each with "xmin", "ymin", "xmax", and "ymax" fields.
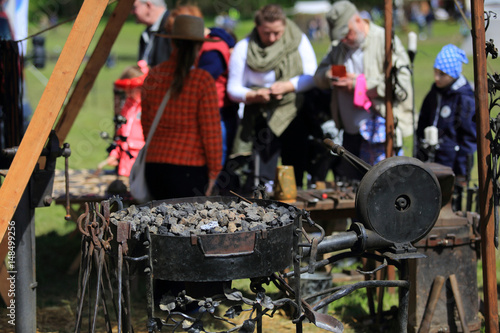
[{"xmin": 19, "ymin": 15, "xmax": 500, "ymax": 332}]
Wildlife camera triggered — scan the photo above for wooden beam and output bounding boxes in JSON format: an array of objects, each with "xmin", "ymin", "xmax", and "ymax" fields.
[
  {"xmin": 383, "ymin": 0, "xmax": 396, "ymax": 292},
  {"xmin": 384, "ymin": 0, "xmax": 394, "ymax": 158},
  {"xmin": 470, "ymin": 0, "xmax": 499, "ymax": 331},
  {"xmin": 54, "ymin": 0, "xmax": 136, "ymax": 143},
  {"xmin": 0, "ymin": 0, "xmax": 109, "ymax": 243}
]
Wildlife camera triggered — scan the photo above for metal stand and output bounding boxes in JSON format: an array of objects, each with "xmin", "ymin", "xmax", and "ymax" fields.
[
  {"xmin": 4, "ymin": 131, "xmax": 70, "ymax": 333},
  {"xmin": 14, "ymin": 182, "xmax": 36, "ymax": 333}
]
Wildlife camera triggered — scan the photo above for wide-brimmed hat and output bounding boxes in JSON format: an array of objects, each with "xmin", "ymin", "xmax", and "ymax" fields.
[
  {"xmin": 326, "ymin": 1, "xmax": 358, "ymax": 41},
  {"xmin": 156, "ymin": 15, "xmax": 219, "ymax": 42}
]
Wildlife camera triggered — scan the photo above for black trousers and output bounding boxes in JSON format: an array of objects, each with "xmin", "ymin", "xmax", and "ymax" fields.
[
  {"xmin": 145, "ymin": 163, "xmax": 208, "ymax": 200},
  {"xmin": 334, "ymin": 132, "xmax": 365, "ymax": 182},
  {"xmin": 249, "ymin": 112, "xmax": 309, "ymax": 188}
]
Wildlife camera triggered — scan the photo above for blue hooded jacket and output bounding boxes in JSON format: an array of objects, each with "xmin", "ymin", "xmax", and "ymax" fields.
[{"xmin": 417, "ymin": 75, "xmax": 477, "ymax": 177}]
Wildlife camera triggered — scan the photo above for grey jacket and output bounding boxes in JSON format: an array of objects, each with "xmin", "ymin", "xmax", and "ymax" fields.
[{"xmin": 314, "ymin": 22, "xmax": 414, "ymax": 137}]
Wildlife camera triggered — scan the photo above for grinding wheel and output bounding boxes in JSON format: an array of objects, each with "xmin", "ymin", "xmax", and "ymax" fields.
[{"xmin": 356, "ymin": 156, "xmax": 441, "ymax": 244}]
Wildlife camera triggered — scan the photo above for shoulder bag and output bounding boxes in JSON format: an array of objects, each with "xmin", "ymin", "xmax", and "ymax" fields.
[{"xmin": 129, "ymin": 88, "xmax": 171, "ymax": 203}]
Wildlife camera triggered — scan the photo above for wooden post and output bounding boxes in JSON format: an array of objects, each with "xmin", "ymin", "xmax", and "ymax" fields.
[
  {"xmin": 384, "ymin": 0, "xmax": 394, "ymax": 158},
  {"xmin": 383, "ymin": 0, "xmax": 396, "ymax": 293},
  {"xmin": 54, "ymin": 0, "xmax": 135, "ymax": 143},
  {"xmin": 470, "ymin": 0, "xmax": 499, "ymax": 331},
  {"xmin": 0, "ymin": 0, "xmax": 109, "ymax": 243}
]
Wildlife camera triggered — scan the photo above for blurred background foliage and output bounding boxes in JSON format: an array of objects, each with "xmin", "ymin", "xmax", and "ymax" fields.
[{"xmin": 27, "ymin": 0, "xmax": 413, "ymax": 23}]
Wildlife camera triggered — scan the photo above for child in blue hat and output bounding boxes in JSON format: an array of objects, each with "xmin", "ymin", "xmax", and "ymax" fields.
[{"xmin": 416, "ymin": 44, "xmax": 477, "ymax": 211}]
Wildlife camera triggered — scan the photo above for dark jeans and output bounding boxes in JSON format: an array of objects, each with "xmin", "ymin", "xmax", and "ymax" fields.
[
  {"xmin": 334, "ymin": 132, "xmax": 365, "ymax": 182},
  {"xmin": 248, "ymin": 111, "xmax": 309, "ymax": 188},
  {"xmin": 145, "ymin": 163, "xmax": 208, "ymax": 200}
]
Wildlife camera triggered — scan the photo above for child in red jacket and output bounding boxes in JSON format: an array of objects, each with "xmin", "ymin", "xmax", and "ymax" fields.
[{"xmin": 105, "ymin": 61, "xmax": 148, "ymax": 176}]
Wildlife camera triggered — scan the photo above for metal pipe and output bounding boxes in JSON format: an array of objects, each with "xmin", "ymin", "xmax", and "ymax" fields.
[
  {"xmin": 398, "ymin": 260, "xmax": 409, "ymax": 333},
  {"xmin": 302, "ymin": 231, "xmax": 358, "ymax": 257},
  {"xmin": 14, "ymin": 182, "xmax": 36, "ymax": 333}
]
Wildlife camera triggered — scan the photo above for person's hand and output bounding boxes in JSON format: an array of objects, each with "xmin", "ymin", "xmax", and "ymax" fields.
[
  {"xmin": 205, "ymin": 178, "xmax": 217, "ymax": 196},
  {"xmin": 246, "ymin": 88, "xmax": 271, "ymax": 104},
  {"xmin": 107, "ymin": 156, "xmax": 119, "ymax": 167},
  {"xmin": 93, "ymin": 157, "xmax": 116, "ymax": 176},
  {"xmin": 270, "ymin": 81, "xmax": 294, "ymax": 100},
  {"xmin": 331, "ymin": 73, "xmax": 357, "ymax": 92}
]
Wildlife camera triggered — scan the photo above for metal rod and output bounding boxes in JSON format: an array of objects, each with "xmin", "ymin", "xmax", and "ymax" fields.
[
  {"xmin": 65, "ymin": 154, "xmax": 71, "ymax": 220},
  {"xmin": 470, "ymin": 0, "xmax": 500, "ymax": 330},
  {"xmin": 293, "ymin": 215, "xmax": 303, "ymax": 333},
  {"xmin": 75, "ymin": 241, "xmax": 94, "ymax": 333},
  {"xmin": 118, "ymin": 244, "xmax": 123, "ymax": 333},
  {"xmin": 91, "ymin": 249, "xmax": 104, "ymax": 332},
  {"xmin": 398, "ymin": 260, "xmax": 409, "ymax": 333},
  {"xmin": 124, "ymin": 261, "xmax": 133, "ymax": 333},
  {"xmin": 323, "ymin": 138, "xmax": 371, "ymax": 174},
  {"xmin": 314, "ymin": 279, "xmax": 409, "ymax": 310},
  {"xmin": 229, "ymin": 190, "xmax": 253, "ymax": 204}
]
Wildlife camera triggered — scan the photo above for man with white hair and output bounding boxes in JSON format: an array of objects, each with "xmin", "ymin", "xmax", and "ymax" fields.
[
  {"xmin": 314, "ymin": 0, "xmax": 413, "ymax": 180},
  {"xmin": 132, "ymin": 0, "xmax": 171, "ymax": 66}
]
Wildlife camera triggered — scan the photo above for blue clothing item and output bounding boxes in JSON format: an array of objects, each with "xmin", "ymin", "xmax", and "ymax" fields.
[
  {"xmin": 416, "ymin": 75, "xmax": 477, "ymax": 176},
  {"xmin": 359, "ymin": 115, "xmax": 403, "ymax": 165},
  {"xmin": 208, "ymin": 27, "xmax": 236, "ymax": 48},
  {"xmin": 198, "ymin": 51, "xmax": 226, "ymax": 79},
  {"xmin": 434, "ymin": 44, "xmax": 468, "ymax": 79},
  {"xmin": 199, "ymin": 27, "xmax": 236, "ymax": 80},
  {"xmin": 199, "ymin": 27, "xmax": 238, "ymax": 165}
]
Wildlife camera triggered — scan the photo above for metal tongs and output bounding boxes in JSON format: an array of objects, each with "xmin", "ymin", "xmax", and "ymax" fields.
[{"xmin": 323, "ymin": 138, "xmax": 371, "ymax": 176}]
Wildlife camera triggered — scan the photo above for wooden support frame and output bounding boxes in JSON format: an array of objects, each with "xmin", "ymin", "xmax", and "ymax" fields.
[
  {"xmin": 384, "ymin": 0, "xmax": 394, "ymax": 159},
  {"xmin": 0, "ymin": 0, "xmax": 109, "ymax": 250},
  {"xmin": 470, "ymin": 0, "xmax": 499, "ymax": 331},
  {"xmin": 0, "ymin": 0, "xmax": 134, "ymax": 307},
  {"xmin": 54, "ymin": 0, "xmax": 136, "ymax": 144}
]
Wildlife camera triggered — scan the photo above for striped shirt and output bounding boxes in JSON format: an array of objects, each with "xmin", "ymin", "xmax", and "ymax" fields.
[{"xmin": 141, "ymin": 55, "xmax": 222, "ymax": 180}]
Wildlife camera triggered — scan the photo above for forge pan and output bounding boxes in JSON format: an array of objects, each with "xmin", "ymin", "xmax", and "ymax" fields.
[{"xmin": 120, "ymin": 196, "xmax": 297, "ymax": 282}]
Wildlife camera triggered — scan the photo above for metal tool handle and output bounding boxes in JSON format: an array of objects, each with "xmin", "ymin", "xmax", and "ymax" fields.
[
  {"xmin": 64, "ymin": 149, "xmax": 71, "ymax": 220},
  {"xmin": 323, "ymin": 138, "xmax": 372, "ymax": 175},
  {"xmin": 418, "ymin": 275, "xmax": 445, "ymax": 333}
]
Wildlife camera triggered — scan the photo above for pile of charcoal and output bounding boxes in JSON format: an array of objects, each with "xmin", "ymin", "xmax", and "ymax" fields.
[{"xmin": 110, "ymin": 200, "xmax": 298, "ymax": 237}]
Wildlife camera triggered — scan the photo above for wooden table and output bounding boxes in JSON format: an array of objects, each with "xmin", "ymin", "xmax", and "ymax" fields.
[
  {"xmin": 52, "ymin": 169, "xmax": 131, "ymax": 221},
  {"xmin": 289, "ymin": 185, "xmax": 357, "ymax": 234}
]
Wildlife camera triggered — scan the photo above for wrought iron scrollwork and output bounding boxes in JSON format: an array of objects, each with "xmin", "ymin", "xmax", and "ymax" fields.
[{"xmin": 486, "ymin": 31, "xmax": 500, "ymax": 248}]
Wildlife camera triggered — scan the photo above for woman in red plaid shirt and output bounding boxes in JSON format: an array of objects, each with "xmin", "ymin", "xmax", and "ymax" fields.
[{"xmin": 141, "ymin": 15, "xmax": 223, "ymax": 199}]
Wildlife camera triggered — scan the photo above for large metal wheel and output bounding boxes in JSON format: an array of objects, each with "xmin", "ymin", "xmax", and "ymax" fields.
[{"xmin": 356, "ymin": 156, "xmax": 441, "ymax": 244}]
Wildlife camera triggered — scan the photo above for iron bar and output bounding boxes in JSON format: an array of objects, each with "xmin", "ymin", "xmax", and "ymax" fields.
[
  {"xmin": 313, "ymin": 279, "xmax": 409, "ymax": 311},
  {"xmin": 118, "ymin": 244, "xmax": 123, "ymax": 333}
]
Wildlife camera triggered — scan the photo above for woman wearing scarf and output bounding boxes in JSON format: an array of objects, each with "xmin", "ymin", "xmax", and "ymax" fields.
[{"xmin": 227, "ymin": 4, "xmax": 317, "ymax": 192}]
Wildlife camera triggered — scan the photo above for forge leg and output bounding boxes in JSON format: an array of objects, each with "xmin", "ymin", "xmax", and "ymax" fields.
[{"xmin": 14, "ymin": 184, "xmax": 37, "ymax": 333}]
